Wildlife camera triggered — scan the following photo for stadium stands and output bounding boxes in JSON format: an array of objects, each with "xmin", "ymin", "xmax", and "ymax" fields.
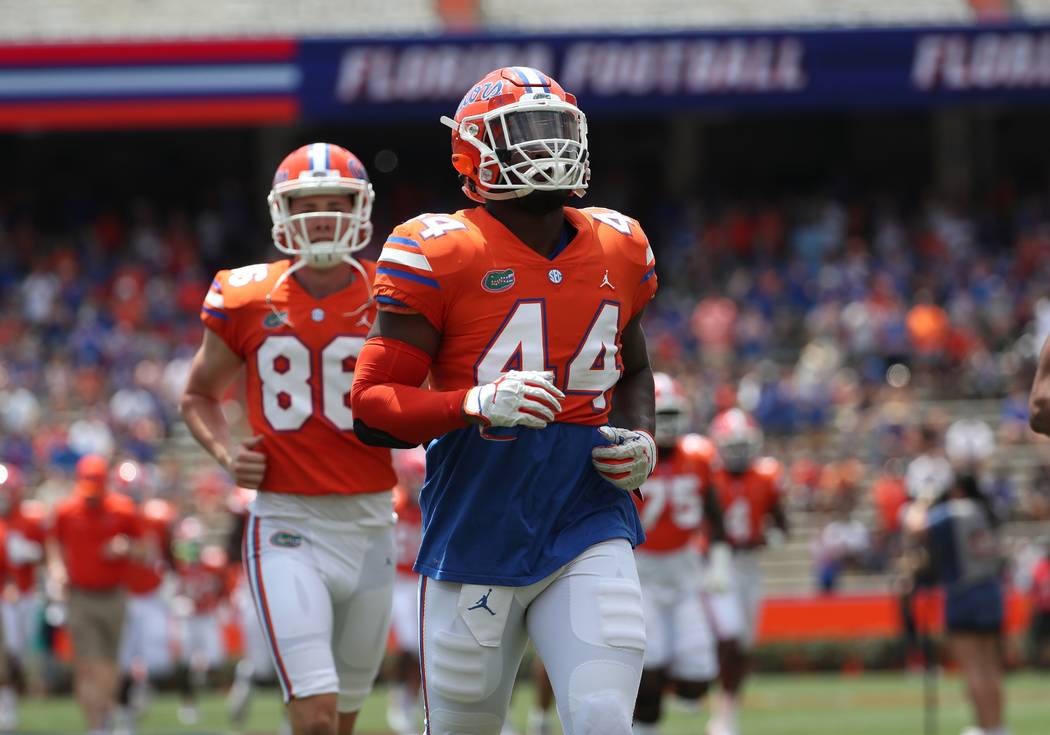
[
  {"xmin": 6, "ymin": 0, "xmax": 1039, "ymax": 41},
  {"xmin": 0, "ymin": 0, "xmax": 440, "ymax": 41}
]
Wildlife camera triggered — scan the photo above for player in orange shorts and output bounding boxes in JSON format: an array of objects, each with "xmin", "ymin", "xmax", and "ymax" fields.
[{"xmin": 181, "ymin": 143, "xmax": 397, "ymax": 735}]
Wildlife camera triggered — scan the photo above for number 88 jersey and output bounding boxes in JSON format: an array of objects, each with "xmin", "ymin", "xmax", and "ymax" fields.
[{"xmin": 200, "ymin": 259, "xmax": 396, "ymax": 495}]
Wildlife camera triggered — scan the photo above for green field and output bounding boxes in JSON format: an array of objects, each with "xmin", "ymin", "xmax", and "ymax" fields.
[{"xmin": 15, "ymin": 672, "xmax": 1050, "ymax": 734}]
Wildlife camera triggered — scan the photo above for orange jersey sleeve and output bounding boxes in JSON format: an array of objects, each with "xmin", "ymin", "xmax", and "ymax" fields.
[
  {"xmin": 201, "ymin": 260, "xmax": 396, "ymax": 496},
  {"xmin": 372, "ymin": 206, "xmax": 658, "ymax": 426}
]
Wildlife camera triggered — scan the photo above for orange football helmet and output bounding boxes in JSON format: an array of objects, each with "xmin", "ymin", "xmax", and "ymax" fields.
[
  {"xmin": 709, "ymin": 408, "xmax": 764, "ymax": 473},
  {"xmin": 267, "ymin": 143, "xmax": 374, "ymax": 269},
  {"xmin": 441, "ymin": 67, "xmax": 589, "ymax": 202},
  {"xmin": 653, "ymin": 372, "xmax": 690, "ymax": 448}
]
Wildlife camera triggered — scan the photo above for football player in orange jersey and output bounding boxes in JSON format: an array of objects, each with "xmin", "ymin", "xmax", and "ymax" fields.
[
  {"xmin": 352, "ymin": 67, "xmax": 657, "ymax": 735},
  {"xmin": 180, "ymin": 143, "xmax": 398, "ymax": 735},
  {"xmin": 632, "ymin": 374, "xmax": 730, "ymax": 735},
  {"xmin": 386, "ymin": 448, "xmax": 425, "ymax": 735},
  {"xmin": 111, "ymin": 460, "xmax": 177, "ymax": 732},
  {"xmin": 0, "ymin": 464, "xmax": 46, "ymax": 729},
  {"xmin": 704, "ymin": 409, "xmax": 789, "ymax": 735}
]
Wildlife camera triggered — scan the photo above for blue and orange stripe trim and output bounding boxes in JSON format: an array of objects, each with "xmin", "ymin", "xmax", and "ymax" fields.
[
  {"xmin": 377, "ymin": 266, "xmax": 439, "ymax": 289},
  {"xmin": 246, "ymin": 517, "xmax": 294, "ymax": 699}
]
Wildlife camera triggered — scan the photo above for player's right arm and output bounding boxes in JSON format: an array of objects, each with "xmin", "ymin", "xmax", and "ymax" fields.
[
  {"xmin": 1030, "ymin": 334, "xmax": 1050, "ymax": 435},
  {"xmin": 179, "ymin": 328, "xmax": 266, "ymax": 488},
  {"xmin": 350, "ymin": 220, "xmax": 563, "ymax": 448}
]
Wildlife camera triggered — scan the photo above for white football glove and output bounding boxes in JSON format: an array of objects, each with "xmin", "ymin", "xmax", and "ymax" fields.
[
  {"xmin": 704, "ymin": 541, "xmax": 733, "ymax": 594},
  {"xmin": 463, "ymin": 370, "xmax": 565, "ymax": 429},
  {"xmin": 591, "ymin": 426, "xmax": 657, "ymax": 491}
]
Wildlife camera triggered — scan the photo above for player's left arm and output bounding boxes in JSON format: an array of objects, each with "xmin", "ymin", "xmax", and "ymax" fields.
[
  {"xmin": 607, "ymin": 310, "xmax": 655, "ymax": 435},
  {"xmin": 591, "ymin": 309, "xmax": 657, "ymax": 492}
]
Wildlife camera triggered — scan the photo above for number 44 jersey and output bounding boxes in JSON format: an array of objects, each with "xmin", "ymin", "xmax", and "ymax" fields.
[
  {"xmin": 200, "ymin": 260, "xmax": 396, "ymax": 495},
  {"xmin": 373, "ymin": 205, "xmax": 658, "ymax": 586}
]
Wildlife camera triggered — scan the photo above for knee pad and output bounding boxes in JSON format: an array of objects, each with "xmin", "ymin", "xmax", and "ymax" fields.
[
  {"xmin": 427, "ymin": 708, "xmax": 504, "ymax": 735},
  {"xmin": 427, "ymin": 630, "xmax": 494, "ymax": 704},
  {"xmin": 566, "ymin": 660, "xmax": 636, "ymax": 735}
]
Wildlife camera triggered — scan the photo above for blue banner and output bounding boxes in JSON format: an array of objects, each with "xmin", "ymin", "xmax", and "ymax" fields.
[{"xmin": 299, "ymin": 25, "xmax": 1050, "ymax": 120}]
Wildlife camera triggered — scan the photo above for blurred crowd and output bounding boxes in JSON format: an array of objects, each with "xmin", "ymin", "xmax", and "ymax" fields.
[{"xmin": 2, "ymin": 179, "xmax": 1050, "ymax": 592}]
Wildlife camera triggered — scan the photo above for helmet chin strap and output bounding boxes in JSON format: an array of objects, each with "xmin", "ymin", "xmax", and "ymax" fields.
[
  {"xmin": 264, "ymin": 252, "xmax": 373, "ymax": 329},
  {"xmin": 340, "ymin": 254, "xmax": 374, "ymax": 327},
  {"xmin": 265, "ymin": 257, "xmax": 306, "ymax": 328}
]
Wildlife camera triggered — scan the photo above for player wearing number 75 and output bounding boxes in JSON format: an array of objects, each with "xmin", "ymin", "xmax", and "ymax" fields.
[
  {"xmin": 180, "ymin": 143, "xmax": 397, "ymax": 735},
  {"xmin": 351, "ymin": 67, "xmax": 657, "ymax": 735}
]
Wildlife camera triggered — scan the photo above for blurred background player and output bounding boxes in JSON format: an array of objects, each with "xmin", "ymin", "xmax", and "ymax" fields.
[
  {"xmin": 171, "ymin": 515, "xmax": 229, "ymax": 726},
  {"xmin": 224, "ymin": 484, "xmax": 280, "ymax": 727},
  {"xmin": 181, "ymin": 142, "xmax": 398, "ymax": 735},
  {"xmin": 1027, "ymin": 536, "xmax": 1050, "ymax": 669},
  {"xmin": 352, "ymin": 66, "xmax": 658, "ymax": 735},
  {"xmin": 112, "ymin": 459, "xmax": 175, "ymax": 733},
  {"xmin": 632, "ymin": 373, "xmax": 729, "ymax": 735},
  {"xmin": 904, "ymin": 468, "xmax": 1007, "ymax": 735},
  {"xmin": 0, "ymin": 463, "xmax": 46, "ymax": 729},
  {"xmin": 47, "ymin": 455, "xmax": 141, "ymax": 735},
  {"xmin": 386, "ymin": 448, "xmax": 425, "ymax": 735},
  {"xmin": 705, "ymin": 409, "xmax": 788, "ymax": 735}
]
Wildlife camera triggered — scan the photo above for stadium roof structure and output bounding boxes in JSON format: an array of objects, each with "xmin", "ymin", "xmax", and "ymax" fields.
[{"xmin": 0, "ymin": 0, "xmax": 1041, "ymax": 41}]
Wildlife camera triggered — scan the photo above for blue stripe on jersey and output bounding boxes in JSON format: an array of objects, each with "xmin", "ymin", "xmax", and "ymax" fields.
[
  {"xmin": 386, "ymin": 236, "xmax": 421, "ymax": 249},
  {"xmin": 377, "ymin": 266, "xmax": 440, "ymax": 289},
  {"xmin": 376, "ymin": 294, "xmax": 411, "ymax": 309},
  {"xmin": 201, "ymin": 306, "xmax": 228, "ymax": 320},
  {"xmin": 211, "ymin": 279, "xmax": 223, "ymax": 292},
  {"xmin": 640, "ymin": 267, "xmax": 656, "ymax": 283},
  {"xmin": 414, "ymin": 423, "xmax": 644, "ymax": 586}
]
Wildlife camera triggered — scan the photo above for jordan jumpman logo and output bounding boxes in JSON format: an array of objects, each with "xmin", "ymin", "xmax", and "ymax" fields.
[{"xmin": 468, "ymin": 588, "xmax": 496, "ymax": 616}]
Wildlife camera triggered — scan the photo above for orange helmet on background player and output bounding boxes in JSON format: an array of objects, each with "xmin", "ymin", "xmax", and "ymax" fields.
[
  {"xmin": 0, "ymin": 463, "xmax": 25, "ymax": 516},
  {"xmin": 441, "ymin": 67, "xmax": 589, "ymax": 203},
  {"xmin": 268, "ymin": 142, "xmax": 374, "ymax": 269},
  {"xmin": 653, "ymin": 372, "xmax": 690, "ymax": 449},
  {"xmin": 709, "ymin": 408, "xmax": 764, "ymax": 474}
]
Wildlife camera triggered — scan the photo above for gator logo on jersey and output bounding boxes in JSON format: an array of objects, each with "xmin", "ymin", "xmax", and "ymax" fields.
[
  {"xmin": 263, "ymin": 311, "xmax": 288, "ymax": 328},
  {"xmin": 481, "ymin": 269, "xmax": 515, "ymax": 293},
  {"xmin": 270, "ymin": 531, "xmax": 302, "ymax": 548}
]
